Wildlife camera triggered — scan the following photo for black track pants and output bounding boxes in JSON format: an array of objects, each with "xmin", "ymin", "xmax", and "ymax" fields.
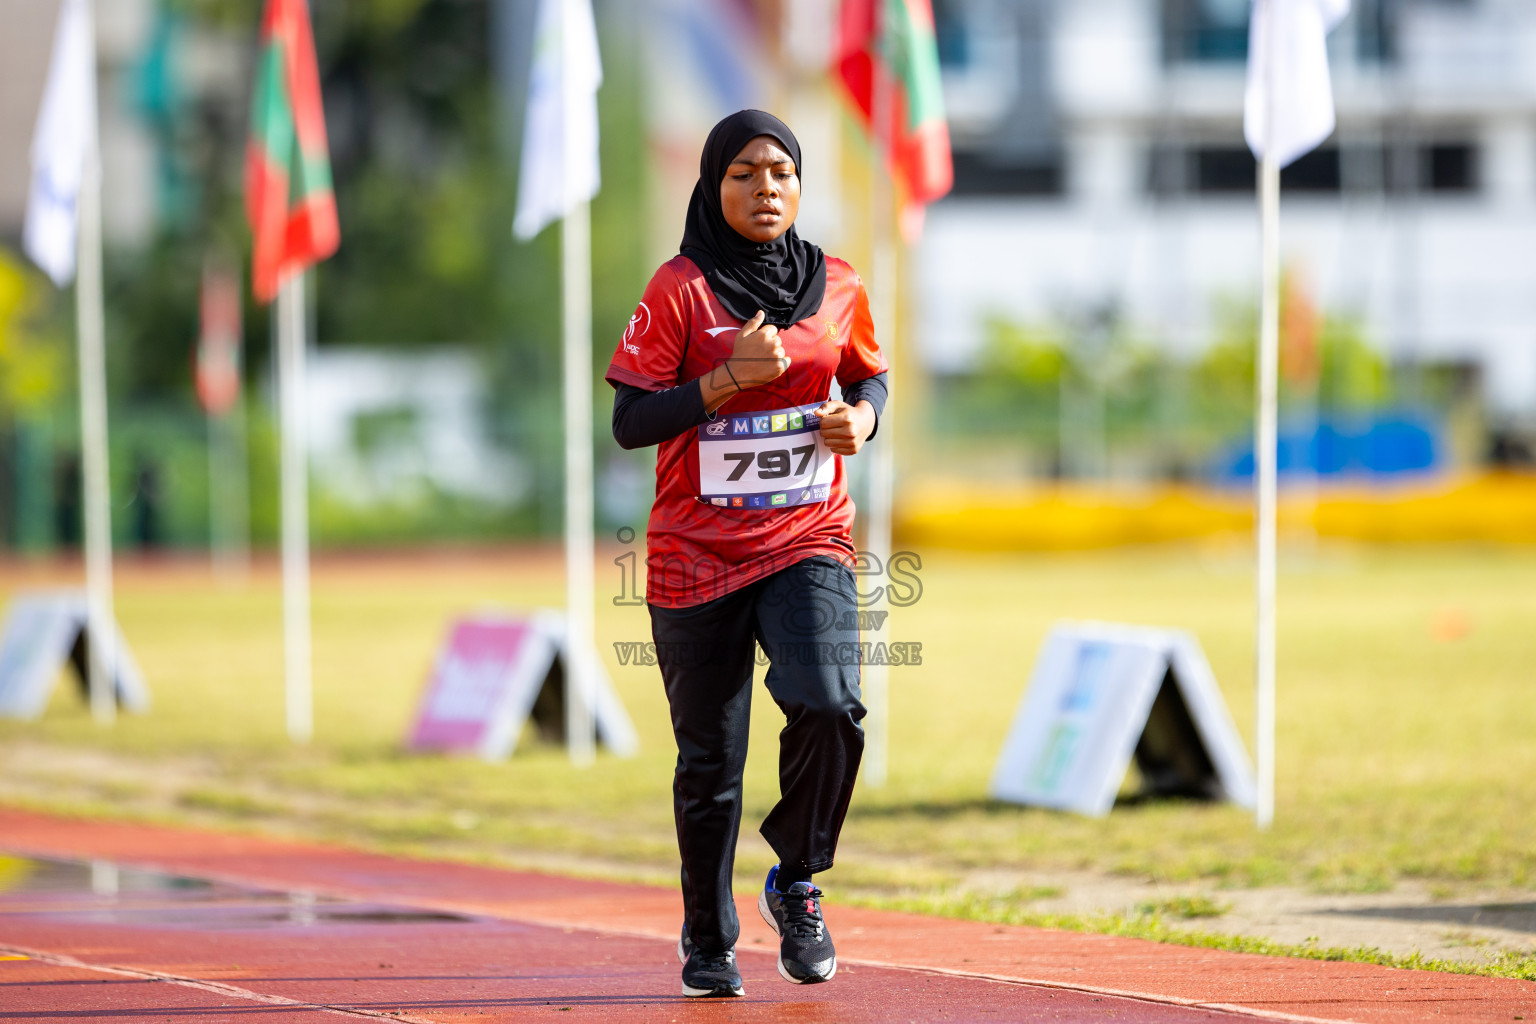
[{"xmin": 649, "ymin": 554, "xmax": 866, "ymax": 954}]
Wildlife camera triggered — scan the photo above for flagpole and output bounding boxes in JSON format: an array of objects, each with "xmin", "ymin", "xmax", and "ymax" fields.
[
  {"xmin": 76, "ymin": 108, "xmax": 115, "ymax": 727},
  {"xmin": 1254, "ymin": 2, "xmax": 1281, "ymax": 830},
  {"xmin": 278, "ymin": 271, "xmax": 313, "ymax": 744},
  {"xmin": 205, "ymin": 260, "xmax": 251, "ymax": 586},
  {"xmin": 562, "ymin": 200, "xmax": 596, "ymax": 767},
  {"xmin": 862, "ymin": 1, "xmax": 895, "ymax": 790},
  {"xmin": 561, "ymin": 0, "xmax": 595, "ymax": 767}
]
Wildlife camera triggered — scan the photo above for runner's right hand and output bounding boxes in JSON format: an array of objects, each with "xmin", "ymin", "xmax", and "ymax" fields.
[{"xmin": 726, "ymin": 310, "xmax": 789, "ymax": 389}]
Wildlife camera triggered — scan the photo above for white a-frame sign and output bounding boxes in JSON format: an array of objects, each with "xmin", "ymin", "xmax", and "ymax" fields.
[
  {"xmin": 991, "ymin": 622, "xmax": 1255, "ymax": 817},
  {"xmin": 408, "ymin": 611, "xmax": 638, "ymax": 760},
  {"xmin": 0, "ymin": 591, "xmax": 150, "ymax": 719}
]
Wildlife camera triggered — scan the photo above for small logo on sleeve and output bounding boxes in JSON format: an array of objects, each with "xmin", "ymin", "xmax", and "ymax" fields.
[
  {"xmin": 826, "ymin": 320, "xmax": 839, "ymax": 340},
  {"xmin": 622, "ymin": 302, "xmax": 651, "ymax": 355}
]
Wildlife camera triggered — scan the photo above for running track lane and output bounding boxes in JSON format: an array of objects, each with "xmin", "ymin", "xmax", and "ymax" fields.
[
  {"xmin": 2, "ymin": 914, "xmax": 1264, "ymax": 1023},
  {"xmin": 1, "ymin": 808, "xmax": 1531, "ymax": 1022}
]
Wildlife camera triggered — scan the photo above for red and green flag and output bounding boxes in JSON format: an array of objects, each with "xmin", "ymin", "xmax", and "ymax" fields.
[
  {"xmin": 245, "ymin": 0, "xmax": 338, "ymax": 304},
  {"xmin": 834, "ymin": 0, "xmax": 953, "ymax": 239}
]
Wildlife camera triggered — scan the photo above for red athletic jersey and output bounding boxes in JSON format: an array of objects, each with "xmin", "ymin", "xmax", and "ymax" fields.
[{"xmin": 606, "ymin": 255, "xmax": 887, "ymax": 608}]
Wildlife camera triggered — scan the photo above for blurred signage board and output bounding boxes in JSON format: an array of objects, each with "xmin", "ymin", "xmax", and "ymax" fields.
[
  {"xmin": 0, "ymin": 591, "xmax": 151, "ymax": 719},
  {"xmin": 990, "ymin": 622, "xmax": 1254, "ymax": 817},
  {"xmin": 409, "ymin": 612, "xmax": 638, "ymax": 760}
]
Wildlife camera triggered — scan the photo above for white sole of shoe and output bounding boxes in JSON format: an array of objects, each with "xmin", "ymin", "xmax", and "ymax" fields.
[
  {"xmin": 775, "ymin": 955, "xmax": 836, "ymax": 985},
  {"xmin": 758, "ymin": 889, "xmax": 836, "ymax": 984},
  {"xmin": 680, "ymin": 932, "xmax": 742, "ymax": 997}
]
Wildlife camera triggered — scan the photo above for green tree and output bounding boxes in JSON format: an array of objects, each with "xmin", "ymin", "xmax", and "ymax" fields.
[{"xmin": 0, "ymin": 251, "xmax": 66, "ymax": 417}]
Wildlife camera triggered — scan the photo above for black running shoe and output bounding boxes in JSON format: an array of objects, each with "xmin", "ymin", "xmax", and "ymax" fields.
[
  {"xmin": 757, "ymin": 864, "xmax": 836, "ymax": 984},
  {"xmin": 680, "ymin": 946, "xmax": 744, "ymax": 998}
]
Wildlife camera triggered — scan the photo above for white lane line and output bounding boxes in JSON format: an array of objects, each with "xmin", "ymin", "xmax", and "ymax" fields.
[{"xmin": 0, "ymin": 942, "xmax": 442, "ymax": 1024}]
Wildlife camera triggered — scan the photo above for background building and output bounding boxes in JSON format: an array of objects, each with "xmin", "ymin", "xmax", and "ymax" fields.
[
  {"xmin": 923, "ymin": 0, "xmax": 1536, "ymax": 425},
  {"xmin": 0, "ymin": 0, "xmax": 162, "ymax": 249}
]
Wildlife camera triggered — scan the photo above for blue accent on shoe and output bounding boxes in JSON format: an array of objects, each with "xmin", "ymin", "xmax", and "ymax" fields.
[{"xmin": 758, "ymin": 869, "xmax": 836, "ymax": 985}]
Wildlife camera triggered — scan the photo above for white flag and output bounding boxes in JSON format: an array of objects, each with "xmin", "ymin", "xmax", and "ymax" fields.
[
  {"xmin": 513, "ymin": 0, "xmax": 603, "ymax": 240},
  {"xmin": 1244, "ymin": 0, "xmax": 1349, "ymax": 169},
  {"xmin": 24, "ymin": 0, "xmax": 99, "ymax": 286}
]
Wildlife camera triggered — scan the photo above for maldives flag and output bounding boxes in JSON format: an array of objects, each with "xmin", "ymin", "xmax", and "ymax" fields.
[
  {"xmin": 245, "ymin": 0, "xmax": 338, "ymax": 303},
  {"xmin": 834, "ymin": 0, "xmax": 953, "ymax": 239}
]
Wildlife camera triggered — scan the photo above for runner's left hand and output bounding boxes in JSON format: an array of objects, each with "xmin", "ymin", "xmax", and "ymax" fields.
[{"xmin": 814, "ymin": 400, "xmax": 876, "ymax": 456}]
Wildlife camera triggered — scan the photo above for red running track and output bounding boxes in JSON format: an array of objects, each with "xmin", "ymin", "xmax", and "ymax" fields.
[{"xmin": 0, "ymin": 808, "xmax": 1531, "ymax": 1023}]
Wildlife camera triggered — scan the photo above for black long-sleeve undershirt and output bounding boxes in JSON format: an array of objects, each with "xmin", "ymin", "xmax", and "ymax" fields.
[{"xmin": 610, "ymin": 371, "xmax": 889, "ymax": 451}]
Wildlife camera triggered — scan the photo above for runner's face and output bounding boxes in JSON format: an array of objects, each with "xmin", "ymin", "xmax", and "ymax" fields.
[{"xmin": 719, "ymin": 135, "xmax": 800, "ymax": 244}]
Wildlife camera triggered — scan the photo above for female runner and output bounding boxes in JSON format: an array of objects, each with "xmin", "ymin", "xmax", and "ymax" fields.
[{"xmin": 607, "ymin": 109, "xmax": 888, "ymax": 999}]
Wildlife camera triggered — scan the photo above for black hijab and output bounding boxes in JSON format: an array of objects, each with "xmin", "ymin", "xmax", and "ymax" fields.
[{"xmin": 680, "ymin": 109, "xmax": 827, "ymax": 328}]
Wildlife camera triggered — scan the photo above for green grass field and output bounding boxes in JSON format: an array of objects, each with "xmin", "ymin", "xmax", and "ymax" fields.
[{"xmin": 3, "ymin": 542, "xmax": 1534, "ymax": 974}]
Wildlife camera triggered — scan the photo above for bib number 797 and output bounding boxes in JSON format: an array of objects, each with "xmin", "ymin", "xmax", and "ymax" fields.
[
  {"xmin": 723, "ymin": 444, "xmax": 816, "ymax": 481},
  {"xmin": 696, "ymin": 402, "xmax": 833, "ymax": 508}
]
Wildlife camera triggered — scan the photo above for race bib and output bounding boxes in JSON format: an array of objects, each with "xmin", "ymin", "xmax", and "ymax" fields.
[{"xmin": 697, "ymin": 403, "xmax": 835, "ymax": 509}]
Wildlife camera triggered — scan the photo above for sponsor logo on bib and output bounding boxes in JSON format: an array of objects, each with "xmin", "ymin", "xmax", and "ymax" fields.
[{"xmin": 696, "ymin": 402, "xmax": 836, "ymax": 511}]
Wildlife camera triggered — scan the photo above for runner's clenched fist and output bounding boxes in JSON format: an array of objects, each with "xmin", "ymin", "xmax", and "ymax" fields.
[
  {"xmin": 726, "ymin": 310, "xmax": 788, "ymax": 389},
  {"xmin": 814, "ymin": 399, "xmax": 876, "ymax": 456}
]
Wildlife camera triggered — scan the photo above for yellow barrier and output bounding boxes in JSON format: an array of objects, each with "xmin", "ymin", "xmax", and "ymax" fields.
[{"xmin": 895, "ymin": 473, "xmax": 1536, "ymax": 550}]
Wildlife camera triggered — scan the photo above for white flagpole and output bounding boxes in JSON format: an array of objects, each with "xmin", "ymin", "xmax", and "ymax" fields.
[
  {"xmin": 862, "ymin": 3, "xmax": 895, "ymax": 789},
  {"xmin": 76, "ymin": 105, "xmax": 115, "ymax": 727},
  {"xmin": 863, "ymin": 322, "xmax": 893, "ymax": 789},
  {"xmin": 561, "ymin": 0, "xmax": 596, "ymax": 767},
  {"xmin": 24, "ymin": 0, "xmax": 114, "ymax": 721},
  {"xmin": 206, "ymin": 262, "xmax": 251, "ymax": 586},
  {"xmin": 278, "ymin": 272, "xmax": 313, "ymax": 744},
  {"xmin": 1254, "ymin": 2, "xmax": 1282, "ymax": 830}
]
